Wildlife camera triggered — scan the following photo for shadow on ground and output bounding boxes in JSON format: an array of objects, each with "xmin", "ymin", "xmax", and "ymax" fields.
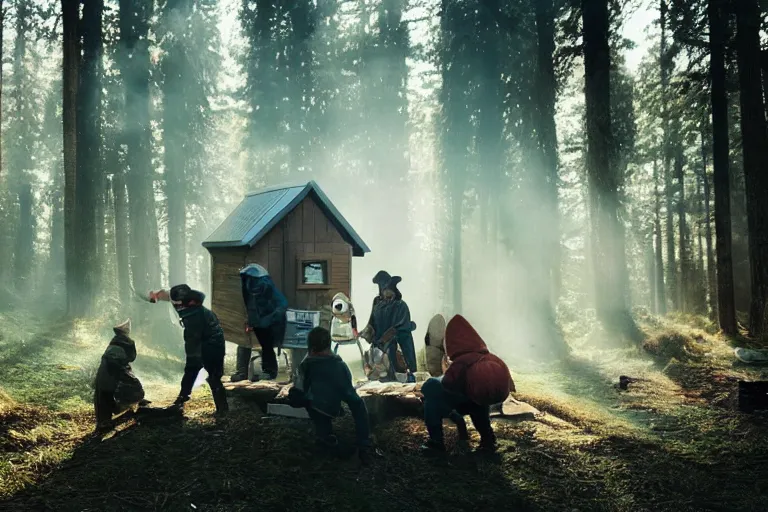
[{"xmin": 0, "ymin": 403, "xmax": 537, "ymax": 512}]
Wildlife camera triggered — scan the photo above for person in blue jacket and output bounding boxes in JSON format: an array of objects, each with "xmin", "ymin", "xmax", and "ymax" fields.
[
  {"xmin": 232, "ymin": 264, "xmax": 288, "ymax": 382},
  {"xmin": 371, "ymin": 276, "xmax": 418, "ymax": 382}
]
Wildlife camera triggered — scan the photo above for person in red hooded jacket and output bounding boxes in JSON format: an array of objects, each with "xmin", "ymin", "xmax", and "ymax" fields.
[{"xmin": 420, "ymin": 314, "xmax": 515, "ymax": 454}]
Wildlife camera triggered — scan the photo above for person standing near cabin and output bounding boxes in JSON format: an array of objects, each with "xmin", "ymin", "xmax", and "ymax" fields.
[
  {"xmin": 420, "ymin": 314, "xmax": 514, "ymax": 454},
  {"xmin": 151, "ymin": 284, "xmax": 229, "ymax": 416},
  {"xmin": 231, "ymin": 264, "xmax": 288, "ymax": 382},
  {"xmin": 359, "ymin": 270, "xmax": 390, "ymax": 343},
  {"xmin": 94, "ymin": 319, "xmax": 148, "ymax": 432},
  {"xmin": 370, "ymin": 276, "xmax": 418, "ymax": 382}
]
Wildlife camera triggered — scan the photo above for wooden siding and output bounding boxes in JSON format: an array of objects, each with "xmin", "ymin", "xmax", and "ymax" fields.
[
  {"xmin": 209, "ymin": 196, "xmax": 353, "ymax": 346},
  {"xmin": 209, "ymin": 247, "xmax": 249, "ymax": 346}
]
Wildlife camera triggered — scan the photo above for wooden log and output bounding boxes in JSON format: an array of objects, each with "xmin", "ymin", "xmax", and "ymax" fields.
[{"xmin": 224, "ymin": 379, "xmax": 540, "ymax": 425}]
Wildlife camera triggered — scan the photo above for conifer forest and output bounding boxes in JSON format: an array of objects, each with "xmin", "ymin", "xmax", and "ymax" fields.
[{"xmin": 1, "ymin": 1, "xmax": 768, "ymax": 511}]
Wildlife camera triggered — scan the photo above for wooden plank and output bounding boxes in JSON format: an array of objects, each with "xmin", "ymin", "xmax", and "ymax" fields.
[
  {"xmin": 268, "ymin": 224, "xmax": 283, "ymax": 249},
  {"xmin": 285, "ymin": 203, "xmax": 303, "ymax": 243},
  {"xmin": 245, "ymin": 240, "xmax": 269, "ymax": 269},
  {"xmin": 314, "ymin": 242, "xmax": 350, "ymax": 254},
  {"xmin": 488, "ymin": 397, "xmax": 540, "ymax": 421},
  {"xmin": 267, "ymin": 403, "xmax": 310, "ymax": 419},
  {"xmin": 210, "ymin": 248, "xmax": 248, "ymax": 265},
  {"xmin": 301, "ymin": 198, "xmax": 314, "ymax": 241},
  {"xmin": 313, "ymin": 199, "xmax": 330, "ymax": 242},
  {"xmin": 268, "ymin": 247, "xmax": 283, "ymax": 289},
  {"xmin": 325, "ymin": 216, "xmax": 345, "ymax": 244},
  {"xmin": 282, "ymin": 242, "xmax": 299, "ymax": 306}
]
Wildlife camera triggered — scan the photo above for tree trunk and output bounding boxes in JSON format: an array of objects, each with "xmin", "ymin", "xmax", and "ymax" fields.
[
  {"xmin": 702, "ymin": 129, "xmax": 717, "ymax": 320},
  {"xmin": 660, "ymin": 0, "xmax": 677, "ymax": 311},
  {"xmin": 647, "ymin": 236, "xmax": 657, "ymax": 313},
  {"xmin": 62, "ymin": 0, "xmax": 80, "ymax": 315},
  {"xmin": 119, "ymin": 0, "xmax": 161, "ymax": 294},
  {"xmin": 654, "ymin": 158, "xmax": 667, "ymax": 314},
  {"xmin": 761, "ymin": 49, "xmax": 768, "ymax": 121},
  {"xmin": 0, "ymin": 0, "xmax": 4, "ymax": 180},
  {"xmin": 12, "ymin": 1, "xmax": 32, "ymax": 287},
  {"xmin": 76, "ymin": 0, "xmax": 104, "ymax": 314},
  {"xmin": 94, "ymin": 174, "xmax": 108, "ymax": 292},
  {"xmin": 451, "ymin": 191, "xmax": 463, "ymax": 314},
  {"xmin": 162, "ymin": 25, "xmax": 187, "ymax": 287},
  {"xmin": 675, "ymin": 145, "xmax": 688, "ymax": 312},
  {"xmin": 533, "ymin": 0, "xmax": 561, "ymax": 305},
  {"xmin": 708, "ymin": 0, "xmax": 736, "ymax": 334},
  {"xmin": 113, "ymin": 171, "xmax": 131, "ymax": 305},
  {"xmin": 582, "ymin": 0, "xmax": 634, "ymax": 336},
  {"xmin": 735, "ymin": 0, "xmax": 768, "ymax": 339},
  {"xmin": 697, "ymin": 173, "xmax": 704, "ymax": 275},
  {"xmin": 15, "ymin": 183, "xmax": 33, "ymax": 286}
]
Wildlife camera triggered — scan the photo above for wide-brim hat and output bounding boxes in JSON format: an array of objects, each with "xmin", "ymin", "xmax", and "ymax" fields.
[
  {"xmin": 383, "ymin": 276, "xmax": 402, "ymax": 294},
  {"xmin": 372, "ymin": 270, "xmax": 391, "ymax": 286}
]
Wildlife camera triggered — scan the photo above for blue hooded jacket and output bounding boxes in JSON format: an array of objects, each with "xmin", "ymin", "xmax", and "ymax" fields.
[{"xmin": 240, "ymin": 264, "xmax": 288, "ymax": 330}]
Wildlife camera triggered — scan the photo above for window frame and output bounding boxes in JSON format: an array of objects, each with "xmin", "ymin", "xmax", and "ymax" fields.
[{"xmin": 296, "ymin": 253, "xmax": 333, "ymax": 290}]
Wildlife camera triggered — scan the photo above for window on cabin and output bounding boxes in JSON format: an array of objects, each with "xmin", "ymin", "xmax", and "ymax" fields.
[{"xmin": 301, "ymin": 260, "xmax": 328, "ymax": 285}]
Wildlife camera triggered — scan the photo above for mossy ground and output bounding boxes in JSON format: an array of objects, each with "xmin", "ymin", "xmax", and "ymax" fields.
[{"xmin": 1, "ymin": 309, "xmax": 767, "ymax": 511}]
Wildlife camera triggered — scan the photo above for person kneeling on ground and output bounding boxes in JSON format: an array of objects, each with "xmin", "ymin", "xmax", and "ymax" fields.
[
  {"xmin": 289, "ymin": 327, "xmax": 372, "ymax": 464},
  {"xmin": 94, "ymin": 319, "xmax": 149, "ymax": 432},
  {"xmin": 420, "ymin": 314, "xmax": 515, "ymax": 454},
  {"xmin": 167, "ymin": 284, "xmax": 229, "ymax": 416}
]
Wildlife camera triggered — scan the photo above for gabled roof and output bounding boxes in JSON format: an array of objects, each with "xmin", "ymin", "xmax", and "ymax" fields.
[{"xmin": 202, "ymin": 181, "xmax": 370, "ymax": 257}]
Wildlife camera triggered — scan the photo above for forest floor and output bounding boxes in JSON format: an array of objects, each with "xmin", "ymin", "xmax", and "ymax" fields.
[{"xmin": 0, "ymin": 308, "xmax": 767, "ymax": 511}]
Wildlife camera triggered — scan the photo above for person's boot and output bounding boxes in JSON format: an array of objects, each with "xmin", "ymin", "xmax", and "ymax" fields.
[
  {"xmin": 476, "ymin": 432, "xmax": 498, "ymax": 454},
  {"xmin": 230, "ymin": 346, "xmax": 252, "ymax": 382},
  {"xmin": 95, "ymin": 419, "xmax": 114, "ymax": 434},
  {"xmin": 170, "ymin": 395, "xmax": 189, "ymax": 413},
  {"xmin": 252, "ymin": 366, "xmax": 278, "ymax": 382},
  {"xmin": 419, "ymin": 438, "xmax": 446, "ymax": 455},
  {"xmin": 212, "ymin": 387, "xmax": 229, "ymax": 417}
]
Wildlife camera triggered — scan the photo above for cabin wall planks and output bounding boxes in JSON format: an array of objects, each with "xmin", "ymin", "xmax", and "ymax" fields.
[{"xmin": 208, "ymin": 196, "xmax": 353, "ymax": 347}]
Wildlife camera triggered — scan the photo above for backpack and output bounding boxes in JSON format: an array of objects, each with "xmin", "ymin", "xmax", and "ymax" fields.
[{"xmin": 446, "ymin": 352, "xmax": 514, "ymax": 406}]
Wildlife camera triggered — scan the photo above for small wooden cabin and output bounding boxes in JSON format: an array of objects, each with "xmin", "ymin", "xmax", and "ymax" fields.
[{"xmin": 202, "ymin": 181, "xmax": 370, "ymax": 346}]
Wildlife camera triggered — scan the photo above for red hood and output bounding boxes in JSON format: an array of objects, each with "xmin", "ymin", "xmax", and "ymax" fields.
[{"xmin": 445, "ymin": 315, "xmax": 488, "ymax": 359}]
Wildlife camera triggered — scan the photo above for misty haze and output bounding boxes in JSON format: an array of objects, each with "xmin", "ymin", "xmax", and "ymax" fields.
[{"xmin": 0, "ymin": 0, "xmax": 767, "ymax": 510}]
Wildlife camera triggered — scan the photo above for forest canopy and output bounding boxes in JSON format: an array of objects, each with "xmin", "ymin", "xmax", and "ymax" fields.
[{"xmin": 1, "ymin": 0, "xmax": 768, "ymax": 359}]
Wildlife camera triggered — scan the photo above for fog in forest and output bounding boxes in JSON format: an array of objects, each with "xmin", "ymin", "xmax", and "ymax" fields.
[{"xmin": 0, "ymin": 0, "xmax": 759, "ymax": 380}]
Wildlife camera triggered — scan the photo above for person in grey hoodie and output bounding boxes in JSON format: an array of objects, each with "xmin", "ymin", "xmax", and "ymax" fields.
[{"xmin": 290, "ymin": 327, "xmax": 371, "ymax": 463}]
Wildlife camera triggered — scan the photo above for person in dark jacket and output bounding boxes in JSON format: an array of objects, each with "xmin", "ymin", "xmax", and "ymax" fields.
[
  {"xmin": 94, "ymin": 319, "xmax": 147, "ymax": 432},
  {"xmin": 232, "ymin": 264, "xmax": 288, "ymax": 382},
  {"xmin": 290, "ymin": 327, "xmax": 371, "ymax": 463},
  {"xmin": 166, "ymin": 284, "xmax": 229, "ymax": 416},
  {"xmin": 359, "ymin": 270, "xmax": 391, "ymax": 343},
  {"xmin": 370, "ymin": 276, "xmax": 417, "ymax": 382}
]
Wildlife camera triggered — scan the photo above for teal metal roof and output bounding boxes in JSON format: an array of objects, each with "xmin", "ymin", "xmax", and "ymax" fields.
[{"xmin": 202, "ymin": 181, "xmax": 370, "ymax": 257}]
